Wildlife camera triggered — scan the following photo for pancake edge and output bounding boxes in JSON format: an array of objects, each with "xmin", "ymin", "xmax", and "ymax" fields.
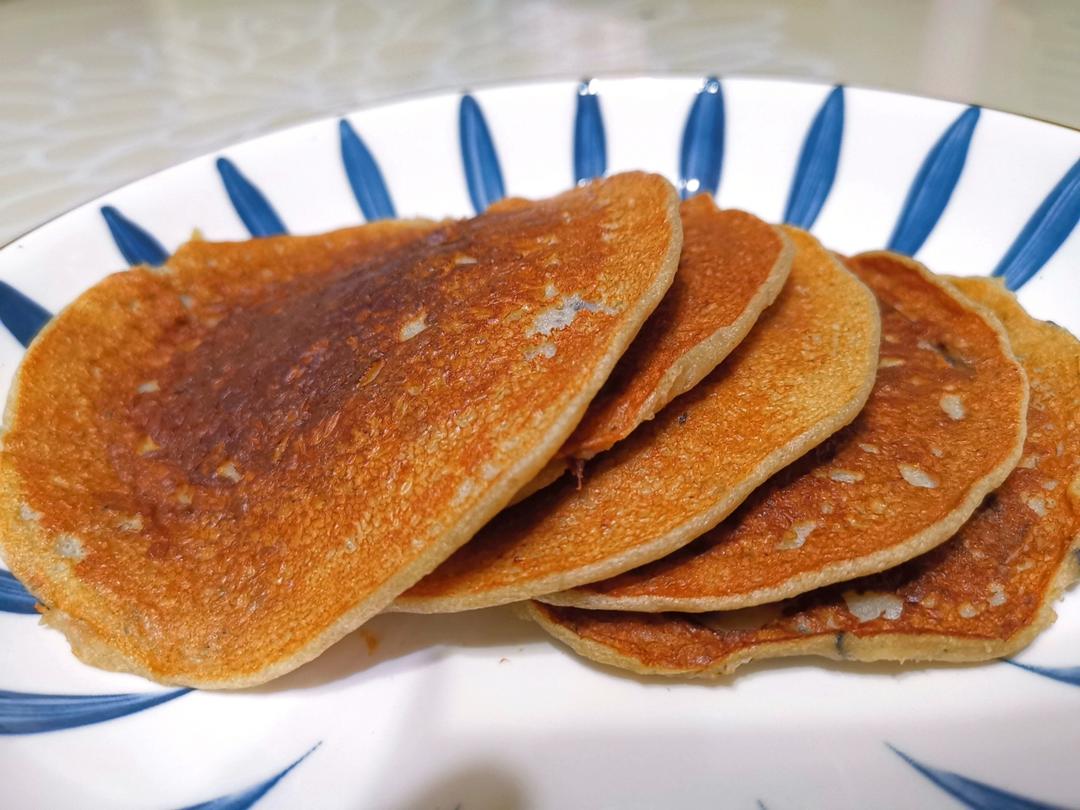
[
  {"xmin": 525, "ymin": 279, "xmax": 1080, "ymax": 679},
  {"xmin": 509, "ymin": 214, "xmax": 795, "ymax": 501},
  {"xmin": 568, "ymin": 221, "xmax": 795, "ymax": 461},
  {"xmin": 539, "ymin": 252, "xmax": 1030, "ymax": 612},
  {"xmin": 0, "ymin": 180, "xmax": 685, "ymax": 688},
  {"xmin": 508, "ymin": 457, "xmax": 571, "ymax": 506},
  {"xmin": 393, "ymin": 237, "xmax": 882, "ymax": 615},
  {"xmin": 524, "ymin": 539, "xmax": 1080, "ymax": 679}
]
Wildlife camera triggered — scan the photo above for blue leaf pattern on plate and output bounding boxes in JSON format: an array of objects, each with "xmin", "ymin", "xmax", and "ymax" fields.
[
  {"xmin": 889, "ymin": 745, "xmax": 1064, "ymax": 809},
  {"xmin": 100, "ymin": 206, "xmax": 169, "ymax": 266},
  {"xmin": 0, "ymin": 79, "xmax": 1076, "ymax": 805},
  {"xmin": 459, "ymin": 94, "xmax": 505, "ymax": 213},
  {"xmin": 679, "ymin": 76, "xmax": 725, "ymax": 200},
  {"xmin": 339, "ymin": 120, "xmax": 397, "ymax": 221},
  {"xmin": 1006, "ymin": 659, "xmax": 1080, "ymax": 687},
  {"xmin": 887, "ymin": 106, "xmax": 980, "ymax": 255},
  {"xmin": 783, "ymin": 86, "xmax": 844, "ymax": 229},
  {"xmin": 0, "ymin": 570, "xmax": 36, "ymax": 615},
  {"xmin": 574, "ymin": 80, "xmax": 606, "ymax": 183},
  {"xmin": 216, "ymin": 157, "xmax": 287, "ymax": 237},
  {"xmin": 992, "ymin": 158, "xmax": 1080, "ymax": 290},
  {"xmin": 179, "ymin": 743, "xmax": 321, "ymax": 810},
  {"xmin": 0, "ymin": 688, "xmax": 191, "ymax": 735},
  {"xmin": 0, "ymin": 282, "xmax": 51, "ymax": 347}
]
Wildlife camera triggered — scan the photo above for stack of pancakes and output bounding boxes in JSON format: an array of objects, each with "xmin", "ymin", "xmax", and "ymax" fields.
[{"xmin": 0, "ymin": 172, "xmax": 1076, "ymax": 687}]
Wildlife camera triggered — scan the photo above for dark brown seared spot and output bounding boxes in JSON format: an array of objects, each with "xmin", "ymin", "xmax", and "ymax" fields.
[
  {"xmin": 0, "ymin": 172, "xmax": 682, "ymax": 685},
  {"xmin": 109, "ymin": 204, "xmax": 613, "ymax": 523}
]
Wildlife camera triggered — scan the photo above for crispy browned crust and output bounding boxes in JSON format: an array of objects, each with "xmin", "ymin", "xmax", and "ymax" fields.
[
  {"xmin": 0, "ymin": 172, "xmax": 683, "ymax": 688},
  {"xmin": 394, "ymin": 227, "xmax": 881, "ymax": 613},
  {"xmin": 527, "ymin": 278, "xmax": 1080, "ymax": 677},
  {"xmin": 545, "ymin": 251, "xmax": 1028, "ymax": 611}
]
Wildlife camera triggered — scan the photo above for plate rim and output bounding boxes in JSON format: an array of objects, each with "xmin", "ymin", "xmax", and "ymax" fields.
[
  {"xmin": 2, "ymin": 71, "xmax": 1076, "ymax": 258},
  {"xmin": 1, "ymin": 69, "xmax": 1078, "ymax": 809}
]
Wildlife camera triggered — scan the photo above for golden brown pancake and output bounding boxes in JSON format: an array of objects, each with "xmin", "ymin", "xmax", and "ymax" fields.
[
  {"xmin": 0, "ymin": 172, "xmax": 683, "ymax": 688},
  {"xmin": 563, "ymin": 198, "xmax": 793, "ymax": 460},
  {"xmin": 512, "ymin": 198, "xmax": 793, "ymax": 502},
  {"xmin": 394, "ymin": 227, "xmax": 881, "ymax": 613},
  {"xmin": 544, "ymin": 251, "xmax": 1028, "ymax": 611},
  {"xmin": 527, "ymin": 278, "xmax": 1080, "ymax": 677}
]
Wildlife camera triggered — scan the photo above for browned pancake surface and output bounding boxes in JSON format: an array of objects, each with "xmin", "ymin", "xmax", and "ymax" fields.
[
  {"xmin": 512, "ymin": 199, "xmax": 792, "ymax": 503},
  {"xmin": 546, "ymin": 252, "xmax": 1027, "ymax": 610},
  {"xmin": 561, "ymin": 197, "xmax": 792, "ymax": 459},
  {"xmin": 0, "ymin": 172, "xmax": 682, "ymax": 687},
  {"xmin": 395, "ymin": 227, "xmax": 880, "ymax": 613},
  {"xmin": 528, "ymin": 278, "xmax": 1080, "ymax": 676}
]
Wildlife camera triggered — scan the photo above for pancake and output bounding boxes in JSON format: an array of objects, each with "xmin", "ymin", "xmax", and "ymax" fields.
[
  {"xmin": 509, "ymin": 458, "xmax": 572, "ymax": 505},
  {"xmin": 526, "ymin": 278, "xmax": 1080, "ymax": 676},
  {"xmin": 0, "ymin": 171, "xmax": 683, "ymax": 688},
  {"xmin": 543, "ymin": 251, "xmax": 1028, "ymax": 611},
  {"xmin": 563, "ymin": 198, "xmax": 793, "ymax": 460},
  {"xmin": 394, "ymin": 227, "xmax": 881, "ymax": 613},
  {"xmin": 512, "ymin": 199, "xmax": 793, "ymax": 502}
]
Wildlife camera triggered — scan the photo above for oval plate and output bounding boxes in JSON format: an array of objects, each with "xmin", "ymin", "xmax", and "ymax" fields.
[{"xmin": 0, "ymin": 77, "xmax": 1078, "ymax": 809}]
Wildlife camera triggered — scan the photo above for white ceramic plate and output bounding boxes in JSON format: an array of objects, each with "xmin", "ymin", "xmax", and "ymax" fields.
[{"xmin": 1, "ymin": 77, "xmax": 1078, "ymax": 809}]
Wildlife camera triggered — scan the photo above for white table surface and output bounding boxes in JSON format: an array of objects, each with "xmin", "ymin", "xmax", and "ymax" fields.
[{"xmin": 2, "ymin": 0, "xmax": 1078, "ymax": 244}]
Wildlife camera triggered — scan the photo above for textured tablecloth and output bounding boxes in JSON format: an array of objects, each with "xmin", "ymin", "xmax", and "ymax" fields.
[{"xmin": 2, "ymin": 0, "xmax": 1077, "ymax": 243}]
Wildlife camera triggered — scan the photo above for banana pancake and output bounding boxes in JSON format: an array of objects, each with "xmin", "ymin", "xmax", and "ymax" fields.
[
  {"xmin": 0, "ymin": 171, "xmax": 683, "ymax": 688},
  {"xmin": 544, "ymin": 252, "xmax": 1028, "ymax": 611},
  {"xmin": 395, "ymin": 227, "xmax": 881, "ymax": 613},
  {"xmin": 527, "ymin": 277, "xmax": 1080, "ymax": 677},
  {"xmin": 513, "ymin": 198, "xmax": 793, "ymax": 502},
  {"xmin": 563, "ymin": 199, "xmax": 793, "ymax": 460}
]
